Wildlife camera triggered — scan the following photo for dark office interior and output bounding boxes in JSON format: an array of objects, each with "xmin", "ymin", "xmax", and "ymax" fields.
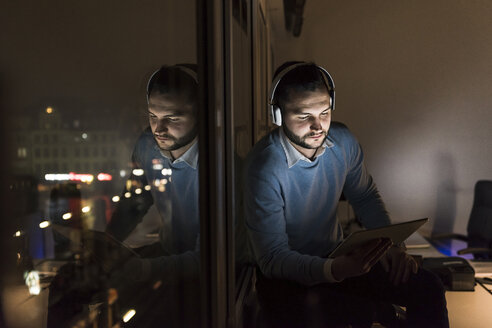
[{"xmin": 1, "ymin": 1, "xmax": 492, "ymax": 327}]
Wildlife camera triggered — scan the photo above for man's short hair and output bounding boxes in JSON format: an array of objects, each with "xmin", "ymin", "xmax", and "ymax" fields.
[
  {"xmin": 273, "ymin": 61, "xmax": 328, "ymax": 108},
  {"xmin": 147, "ymin": 64, "xmax": 198, "ymax": 102}
]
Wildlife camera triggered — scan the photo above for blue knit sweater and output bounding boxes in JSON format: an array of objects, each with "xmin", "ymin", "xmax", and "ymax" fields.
[
  {"xmin": 244, "ymin": 122, "xmax": 390, "ymax": 286},
  {"xmin": 107, "ymin": 127, "xmax": 199, "ymax": 279}
]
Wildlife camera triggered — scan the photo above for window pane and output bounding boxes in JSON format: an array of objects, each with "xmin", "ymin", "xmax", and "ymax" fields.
[{"xmin": 1, "ymin": 1, "xmax": 200, "ymax": 327}]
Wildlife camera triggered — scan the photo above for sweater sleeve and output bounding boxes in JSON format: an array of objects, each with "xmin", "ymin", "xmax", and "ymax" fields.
[
  {"xmin": 108, "ymin": 129, "xmax": 201, "ymax": 282},
  {"xmin": 122, "ymin": 236, "xmax": 200, "ymax": 283},
  {"xmin": 146, "ymin": 234, "xmax": 200, "ymax": 282},
  {"xmin": 245, "ymin": 170, "xmax": 328, "ymax": 286},
  {"xmin": 341, "ymin": 131, "xmax": 391, "ymax": 229},
  {"xmin": 106, "ymin": 140, "xmax": 154, "ymax": 241}
]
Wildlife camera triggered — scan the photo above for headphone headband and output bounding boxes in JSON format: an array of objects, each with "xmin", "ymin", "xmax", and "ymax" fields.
[
  {"xmin": 146, "ymin": 64, "xmax": 198, "ymax": 101},
  {"xmin": 269, "ymin": 62, "xmax": 335, "ymax": 126}
]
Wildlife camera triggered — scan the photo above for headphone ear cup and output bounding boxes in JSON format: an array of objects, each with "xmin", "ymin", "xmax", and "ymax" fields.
[
  {"xmin": 272, "ymin": 105, "xmax": 282, "ymax": 126},
  {"xmin": 330, "ymin": 89, "xmax": 335, "ymax": 111}
]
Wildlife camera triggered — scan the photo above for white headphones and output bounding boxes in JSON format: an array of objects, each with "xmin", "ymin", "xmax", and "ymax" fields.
[
  {"xmin": 146, "ymin": 64, "xmax": 198, "ymax": 102},
  {"xmin": 269, "ymin": 62, "xmax": 335, "ymax": 126}
]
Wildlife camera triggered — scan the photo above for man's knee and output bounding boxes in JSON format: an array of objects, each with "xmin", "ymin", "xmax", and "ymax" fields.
[
  {"xmin": 404, "ymin": 267, "xmax": 449, "ymax": 327},
  {"xmin": 412, "ymin": 267, "xmax": 446, "ymax": 299}
]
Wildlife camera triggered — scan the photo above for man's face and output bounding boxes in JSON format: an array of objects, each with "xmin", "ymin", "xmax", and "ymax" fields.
[
  {"xmin": 148, "ymin": 91, "xmax": 197, "ymax": 152},
  {"xmin": 281, "ymin": 87, "xmax": 332, "ymax": 153}
]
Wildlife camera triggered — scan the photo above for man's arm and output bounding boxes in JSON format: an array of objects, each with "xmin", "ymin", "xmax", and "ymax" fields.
[
  {"xmin": 341, "ymin": 130, "xmax": 390, "ymax": 229},
  {"xmin": 340, "ymin": 129, "xmax": 418, "ymax": 283},
  {"xmin": 245, "ymin": 172, "xmax": 328, "ymax": 286},
  {"xmin": 245, "ymin": 173, "xmax": 390, "ymax": 285},
  {"xmin": 105, "ymin": 182, "xmax": 153, "ymax": 241},
  {"xmin": 106, "ymin": 142, "xmax": 154, "ymax": 241},
  {"xmin": 122, "ymin": 235, "xmax": 200, "ymax": 283}
]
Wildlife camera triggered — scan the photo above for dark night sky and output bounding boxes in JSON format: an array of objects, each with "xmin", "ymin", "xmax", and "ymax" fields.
[{"xmin": 0, "ymin": 0, "xmax": 196, "ymax": 121}]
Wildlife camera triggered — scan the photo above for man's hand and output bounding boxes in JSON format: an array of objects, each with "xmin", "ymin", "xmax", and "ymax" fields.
[
  {"xmin": 331, "ymin": 238, "xmax": 392, "ymax": 281},
  {"xmin": 110, "ymin": 257, "xmax": 152, "ymax": 288},
  {"xmin": 122, "ymin": 257, "xmax": 152, "ymax": 282},
  {"xmin": 380, "ymin": 246, "xmax": 418, "ymax": 285}
]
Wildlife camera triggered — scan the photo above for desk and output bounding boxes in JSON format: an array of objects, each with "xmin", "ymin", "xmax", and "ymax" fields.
[
  {"xmin": 446, "ymin": 287, "xmax": 492, "ymax": 327},
  {"xmin": 406, "ymin": 232, "xmax": 492, "ymax": 328}
]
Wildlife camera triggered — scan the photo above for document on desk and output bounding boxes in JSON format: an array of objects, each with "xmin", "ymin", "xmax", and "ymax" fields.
[
  {"xmin": 328, "ymin": 218, "xmax": 428, "ymax": 258},
  {"xmin": 405, "ymin": 231, "xmax": 431, "ymax": 249},
  {"xmin": 470, "ymin": 260, "xmax": 492, "ymax": 278}
]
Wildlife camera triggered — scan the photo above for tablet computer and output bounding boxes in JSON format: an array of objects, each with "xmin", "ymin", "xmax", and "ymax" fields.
[{"xmin": 328, "ymin": 218, "xmax": 429, "ymax": 258}]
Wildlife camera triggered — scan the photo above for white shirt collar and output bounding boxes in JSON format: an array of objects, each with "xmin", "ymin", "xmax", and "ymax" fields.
[
  {"xmin": 278, "ymin": 127, "xmax": 333, "ymax": 168},
  {"xmin": 159, "ymin": 140, "xmax": 198, "ymax": 169}
]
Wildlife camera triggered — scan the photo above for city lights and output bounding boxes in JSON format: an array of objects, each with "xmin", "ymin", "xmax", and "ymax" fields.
[
  {"xmin": 46, "ymin": 107, "xmax": 53, "ymax": 114},
  {"xmin": 112, "ymin": 196, "xmax": 120, "ymax": 202},
  {"xmin": 24, "ymin": 271, "xmax": 41, "ymax": 295},
  {"xmin": 39, "ymin": 221, "xmax": 50, "ymax": 229},
  {"xmin": 132, "ymin": 169, "xmax": 144, "ymax": 176},
  {"xmin": 45, "ymin": 173, "xmax": 71, "ymax": 181},
  {"xmin": 45, "ymin": 172, "xmax": 94, "ymax": 183},
  {"xmin": 82, "ymin": 206, "xmax": 91, "ymax": 213},
  {"xmin": 154, "ymin": 179, "xmax": 167, "ymax": 192},
  {"xmin": 144, "ymin": 185, "xmax": 151, "ymax": 191},
  {"xmin": 97, "ymin": 173, "xmax": 112, "ymax": 181},
  {"xmin": 120, "ymin": 170, "xmax": 127, "ymax": 178},
  {"xmin": 152, "ymin": 159, "xmax": 163, "ymax": 170},
  {"xmin": 161, "ymin": 168, "xmax": 172, "ymax": 176},
  {"xmin": 124, "ymin": 192, "xmax": 131, "ymax": 198},
  {"xmin": 14, "ymin": 230, "xmax": 23, "ymax": 237},
  {"xmin": 135, "ymin": 188, "xmax": 142, "ymax": 194},
  {"xmin": 123, "ymin": 309, "xmax": 136, "ymax": 323},
  {"xmin": 153, "ymin": 280, "xmax": 162, "ymax": 290},
  {"xmin": 62, "ymin": 212, "xmax": 72, "ymax": 220},
  {"xmin": 82, "ymin": 133, "xmax": 88, "ymax": 139},
  {"xmin": 108, "ymin": 288, "xmax": 118, "ymax": 305}
]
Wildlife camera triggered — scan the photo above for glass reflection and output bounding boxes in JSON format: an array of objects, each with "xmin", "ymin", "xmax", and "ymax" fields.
[
  {"xmin": 103, "ymin": 65, "xmax": 201, "ymax": 325},
  {"xmin": 2, "ymin": 1, "xmax": 198, "ymax": 327}
]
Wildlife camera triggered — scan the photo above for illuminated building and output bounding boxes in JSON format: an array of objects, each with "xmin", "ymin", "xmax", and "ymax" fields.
[{"xmin": 10, "ymin": 108, "xmax": 134, "ymax": 180}]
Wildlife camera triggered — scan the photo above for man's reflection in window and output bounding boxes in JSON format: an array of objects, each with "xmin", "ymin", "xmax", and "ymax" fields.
[
  {"xmin": 107, "ymin": 64, "xmax": 200, "ymax": 278},
  {"xmin": 106, "ymin": 64, "xmax": 201, "ymax": 324},
  {"xmin": 48, "ymin": 65, "xmax": 201, "ymax": 327}
]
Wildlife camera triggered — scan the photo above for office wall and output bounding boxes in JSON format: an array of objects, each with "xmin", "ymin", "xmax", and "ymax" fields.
[{"xmin": 271, "ymin": 0, "xmax": 492, "ymax": 235}]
